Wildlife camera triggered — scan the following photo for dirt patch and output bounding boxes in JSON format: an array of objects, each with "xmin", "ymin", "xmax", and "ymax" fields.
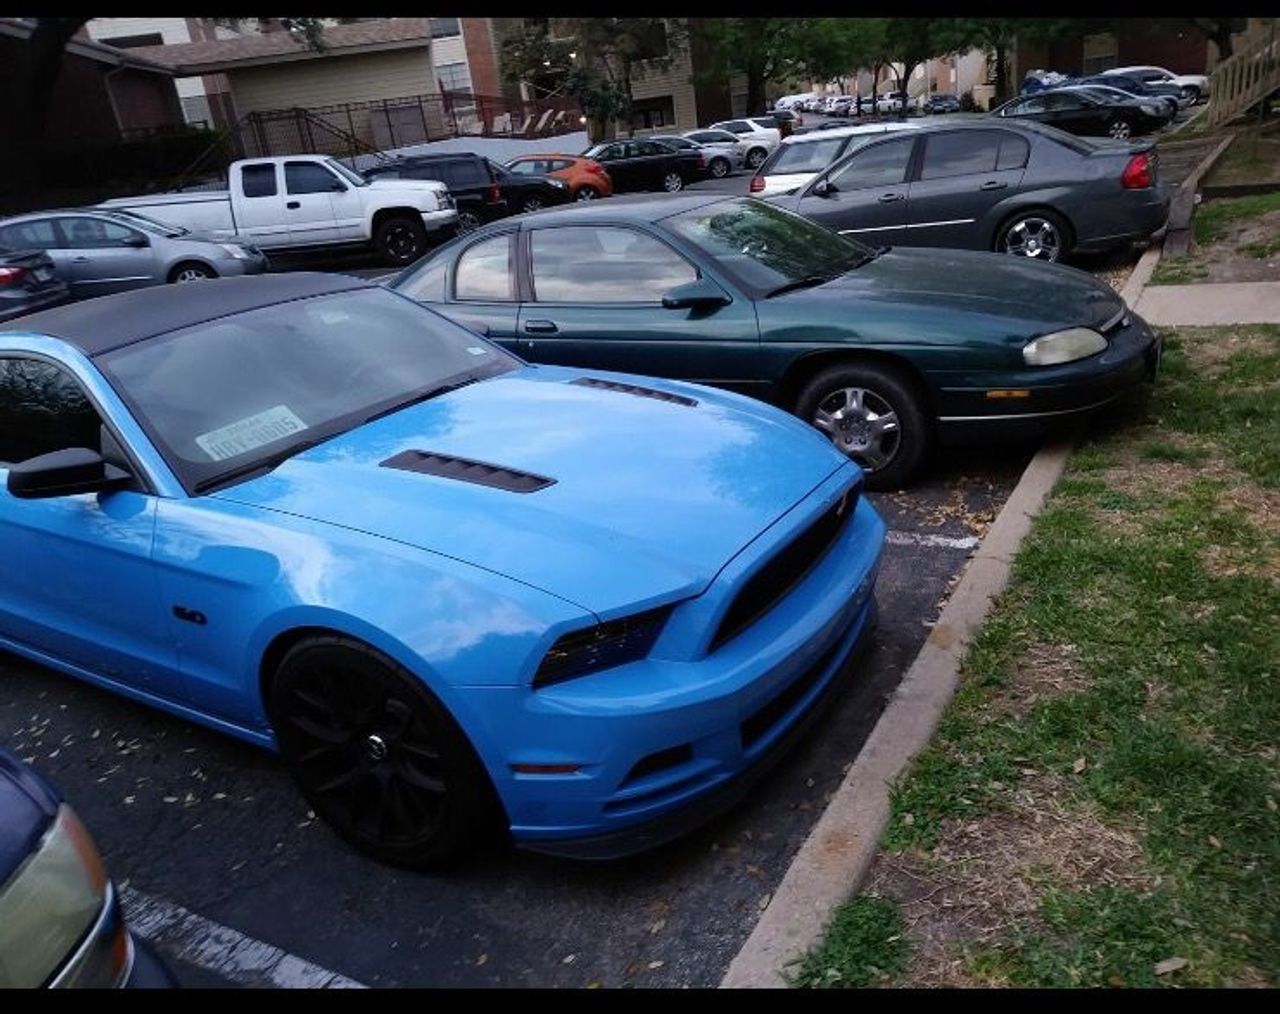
[
  {"xmin": 1152, "ymin": 205, "xmax": 1280, "ymax": 285},
  {"xmin": 868, "ymin": 787, "xmax": 1151, "ymax": 987},
  {"xmin": 1203, "ymin": 130, "xmax": 1280, "ymax": 189},
  {"xmin": 1180, "ymin": 328, "xmax": 1278, "ymax": 369},
  {"xmin": 985, "ymin": 640, "xmax": 1091, "ymax": 721}
]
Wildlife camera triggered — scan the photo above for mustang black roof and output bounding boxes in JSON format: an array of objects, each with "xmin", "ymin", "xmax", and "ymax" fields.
[{"xmin": 0, "ymin": 272, "xmax": 374, "ymax": 357}]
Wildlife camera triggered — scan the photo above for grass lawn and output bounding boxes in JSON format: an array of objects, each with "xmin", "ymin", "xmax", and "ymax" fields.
[
  {"xmin": 1148, "ymin": 190, "xmax": 1280, "ymax": 285},
  {"xmin": 795, "ymin": 325, "xmax": 1280, "ymax": 988}
]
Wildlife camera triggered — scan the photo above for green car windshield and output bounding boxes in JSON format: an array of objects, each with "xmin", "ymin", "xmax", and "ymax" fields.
[{"xmin": 666, "ymin": 199, "xmax": 872, "ymax": 294}]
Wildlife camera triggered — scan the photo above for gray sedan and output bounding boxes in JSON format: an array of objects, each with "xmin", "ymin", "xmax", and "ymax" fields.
[
  {"xmin": 766, "ymin": 120, "xmax": 1170, "ymax": 262},
  {"xmin": 0, "ymin": 209, "xmax": 266, "ymax": 300}
]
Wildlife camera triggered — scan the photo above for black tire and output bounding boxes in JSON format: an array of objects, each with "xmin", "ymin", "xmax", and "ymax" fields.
[
  {"xmin": 574, "ymin": 186, "xmax": 600, "ymax": 202},
  {"xmin": 167, "ymin": 261, "xmax": 217, "ymax": 283},
  {"xmin": 268, "ymin": 636, "xmax": 504, "ymax": 868},
  {"xmin": 1107, "ymin": 117, "xmax": 1133, "ymax": 140},
  {"xmin": 374, "ymin": 216, "xmax": 428, "ymax": 266},
  {"xmin": 746, "ymin": 147, "xmax": 767, "ymax": 169},
  {"xmin": 520, "ymin": 195, "xmax": 544, "ymax": 214},
  {"xmin": 709, "ymin": 157, "xmax": 730, "ymax": 179},
  {"xmin": 994, "ymin": 207, "xmax": 1072, "ymax": 263},
  {"xmin": 794, "ymin": 361, "xmax": 930, "ymax": 491},
  {"xmin": 455, "ymin": 209, "xmax": 482, "ymax": 235},
  {"xmin": 661, "ymin": 169, "xmax": 685, "ymax": 192}
]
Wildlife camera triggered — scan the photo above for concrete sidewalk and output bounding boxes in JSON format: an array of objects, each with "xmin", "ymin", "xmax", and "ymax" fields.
[{"xmin": 1134, "ymin": 280, "xmax": 1280, "ymax": 325}]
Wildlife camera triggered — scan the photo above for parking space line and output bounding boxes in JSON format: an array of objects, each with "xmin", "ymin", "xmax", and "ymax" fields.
[
  {"xmin": 120, "ymin": 886, "xmax": 367, "ymax": 989},
  {"xmin": 885, "ymin": 530, "xmax": 980, "ymax": 550}
]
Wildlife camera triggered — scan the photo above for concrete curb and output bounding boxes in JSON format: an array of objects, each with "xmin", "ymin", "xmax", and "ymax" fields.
[
  {"xmin": 1163, "ymin": 132, "xmax": 1237, "ymax": 258},
  {"xmin": 719, "ymin": 438, "xmax": 1075, "ymax": 989}
]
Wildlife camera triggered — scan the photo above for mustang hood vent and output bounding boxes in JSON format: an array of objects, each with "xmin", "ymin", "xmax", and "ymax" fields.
[
  {"xmin": 571, "ymin": 377, "xmax": 698, "ymax": 407},
  {"xmin": 380, "ymin": 449, "xmax": 555, "ymax": 493}
]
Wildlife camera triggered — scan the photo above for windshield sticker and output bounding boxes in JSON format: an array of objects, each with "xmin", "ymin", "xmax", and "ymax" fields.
[
  {"xmin": 195, "ymin": 405, "xmax": 308, "ymax": 462},
  {"xmin": 465, "ymin": 346, "xmax": 490, "ymax": 356},
  {"xmin": 314, "ymin": 309, "xmax": 351, "ymax": 325}
]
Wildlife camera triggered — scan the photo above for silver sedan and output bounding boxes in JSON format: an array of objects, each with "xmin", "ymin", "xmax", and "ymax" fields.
[{"xmin": 0, "ymin": 209, "xmax": 266, "ymax": 300}]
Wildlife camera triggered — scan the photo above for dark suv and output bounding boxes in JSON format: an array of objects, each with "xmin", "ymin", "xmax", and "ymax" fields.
[{"xmin": 364, "ymin": 153, "xmax": 572, "ymax": 234}]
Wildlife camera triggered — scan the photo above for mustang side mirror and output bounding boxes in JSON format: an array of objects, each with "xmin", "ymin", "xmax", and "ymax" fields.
[
  {"xmin": 812, "ymin": 178, "xmax": 837, "ymax": 197},
  {"xmin": 662, "ymin": 277, "xmax": 730, "ymax": 310},
  {"xmin": 123, "ymin": 234, "xmax": 149, "ymax": 248},
  {"xmin": 7, "ymin": 447, "xmax": 132, "ymax": 500}
]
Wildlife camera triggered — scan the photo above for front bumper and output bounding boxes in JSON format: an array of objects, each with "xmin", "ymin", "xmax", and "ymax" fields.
[
  {"xmin": 420, "ymin": 208, "xmax": 460, "ymax": 234},
  {"xmin": 933, "ymin": 311, "xmax": 1161, "ymax": 439},
  {"xmin": 453, "ymin": 475, "xmax": 885, "ymax": 856}
]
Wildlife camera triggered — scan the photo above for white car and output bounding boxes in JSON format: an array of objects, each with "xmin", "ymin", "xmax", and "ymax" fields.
[
  {"xmin": 748, "ymin": 121, "xmax": 920, "ymax": 197},
  {"xmin": 875, "ymin": 91, "xmax": 910, "ymax": 114},
  {"xmin": 682, "ymin": 128, "xmax": 752, "ymax": 176},
  {"xmin": 708, "ymin": 118, "xmax": 782, "ymax": 169},
  {"xmin": 1104, "ymin": 65, "xmax": 1209, "ymax": 101}
]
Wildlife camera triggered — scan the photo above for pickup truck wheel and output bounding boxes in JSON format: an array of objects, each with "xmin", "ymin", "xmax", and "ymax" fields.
[
  {"xmin": 169, "ymin": 262, "xmax": 217, "ymax": 283},
  {"xmin": 375, "ymin": 216, "xmax": 428, "ymax": 266}
]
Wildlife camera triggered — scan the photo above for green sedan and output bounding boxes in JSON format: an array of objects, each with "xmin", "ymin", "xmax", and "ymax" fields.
[{"xmin": 391, "ymin": 194, "xmax": 1160, "ymax": 489}]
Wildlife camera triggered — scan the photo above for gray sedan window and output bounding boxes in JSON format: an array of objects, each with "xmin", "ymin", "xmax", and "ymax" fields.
[
  {"xmin": 530, "ymin": 227, "xmax": 696, "ymax": 303},
  {"xmin": 0, "ymin": 219, "xmax": 60, "ymax": 250},
  {"xmin": 60, "ymin": 217, "xmax": 143, "ymax": 250},
  {"xmin": 919, "ymin": 132, "xmax": 1000, "ymax": 180},
  {"xmin": 828, "ymin": 136, "xmax": 915, "ymax": 190}
]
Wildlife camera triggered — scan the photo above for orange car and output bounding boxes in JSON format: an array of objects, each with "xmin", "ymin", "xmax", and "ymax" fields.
[{"xmin": 503, "ymin": 153, "xmax": 613, "ymax": 201}]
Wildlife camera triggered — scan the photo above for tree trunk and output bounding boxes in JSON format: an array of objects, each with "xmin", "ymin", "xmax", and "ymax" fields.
[
  {"xmin": 746, "ymin": 67, "xmax": 766, "ymax": 116},
  {"xmin": 994, "ymin": 45, "xmax": 1010, "ymax": 105},
  {"xmin": 18, "ymin": 18, "xmax": 88, "ymax": 203}
]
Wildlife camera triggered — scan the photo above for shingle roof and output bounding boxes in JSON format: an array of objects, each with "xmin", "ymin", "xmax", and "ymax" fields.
[{"xmin": 130, "ymin": 18, "xmax": 433, "ymax": 75}]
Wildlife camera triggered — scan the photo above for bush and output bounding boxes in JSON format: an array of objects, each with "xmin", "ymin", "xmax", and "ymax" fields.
[{"xmin": 959, "ymin": 90, "xmax": 978, "ymax": 113}]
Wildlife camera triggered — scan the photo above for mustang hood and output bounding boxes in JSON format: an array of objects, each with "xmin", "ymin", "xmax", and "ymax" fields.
[
  {"xmin": 212, "ymin": 367, "xmax": 851, "ymax": 618},
  {"xmin": 786, "ymin": 246, "xmax": 1125, "ymax": 333}
]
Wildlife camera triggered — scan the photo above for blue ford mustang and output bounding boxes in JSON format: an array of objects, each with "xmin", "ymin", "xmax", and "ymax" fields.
[{"xmin": 0, "ymin": 275, "xmax": 884, "ymax": 866}]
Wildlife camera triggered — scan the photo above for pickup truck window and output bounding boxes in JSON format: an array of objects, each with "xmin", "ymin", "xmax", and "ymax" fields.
[
  {"xmin": 242, "ymin": 164, "xmax": 278, "ymax": 198},
  {"xmin": 286, "ymin": 161, "xmax": 344, "ymax": 194}
]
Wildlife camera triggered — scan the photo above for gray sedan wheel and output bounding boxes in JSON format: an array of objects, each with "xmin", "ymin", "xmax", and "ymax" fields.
[
  {"xmin": 746, "ymin": 147, "xmax": 767, "ymax": 169},
  {"xmin": 1108, "ymin": 118, "xmax": 1132, "ymax": 140},
  {"xmin": 169, "ymin": 263, "xmax": 217, "ymax": 283},
  {"xmin": 662, "ymin": 170, "xmax": 685, "ymax": 193},
  {"xmin": 709, "ymin": 157, "xmax": 730, "ymax": 179},
  {"xmin": 997, "ymin": 211, "xmax": 1069, "ymax": 263}
]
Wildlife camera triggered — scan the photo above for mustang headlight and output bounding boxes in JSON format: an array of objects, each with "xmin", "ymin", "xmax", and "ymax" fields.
[
  {"xmin": 534, "ymin": 606, "xmax": 673, "ymax": 688},
  {"xmin": 1023, "ymin": 327, "xmax": 1107, "ymax": 366}
]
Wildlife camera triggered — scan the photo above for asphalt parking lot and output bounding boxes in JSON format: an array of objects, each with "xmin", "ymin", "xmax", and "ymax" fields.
[
  {"xmin": 1, "ymin": 438, "xmax": 1034, "ymax": 987},
  {"xmin": 4, "ymin": 108, "xmax": 1173, "ymax": 987}
]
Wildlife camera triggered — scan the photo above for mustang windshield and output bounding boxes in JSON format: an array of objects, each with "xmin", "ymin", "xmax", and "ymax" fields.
[
  {"xmin": 666, "ymin": 198, "xmax": 872, "ymax": 294},
  {"xmin": 98, "ymin": 289, "xmax": 517, "ymax": 493}
]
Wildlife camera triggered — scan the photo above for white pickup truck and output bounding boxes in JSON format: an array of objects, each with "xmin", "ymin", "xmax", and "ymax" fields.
[{"xmin": 99, "ymin": 155, "xmax": 458, "ymax": 266}]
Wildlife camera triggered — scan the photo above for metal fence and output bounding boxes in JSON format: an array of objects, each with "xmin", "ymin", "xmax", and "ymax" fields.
[{"xmin": 166, "ymin": 91, "xmax": 585, "ymax": 191}]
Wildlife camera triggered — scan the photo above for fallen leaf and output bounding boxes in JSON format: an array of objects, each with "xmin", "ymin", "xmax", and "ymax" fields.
[
  {"xmin": 1154, "ymin": 956, "xmax": 1188, "ymax": 976},
  {"xmin": 647, "ymin": 960, "xmax": 664, "ymax": 970},
  {"xmin": 587, "ymin": 981, "xmax": 602, "ymax": 989},
  {"xmin": 1208, "ymin": 835, "xmax": 1222, "ymax": 848},
  {"xmin": 1072, "ymin": 757, "xmax": 1087, "ymax": 774},
  {"xmin": 758, "ymin": 892, "xmax": 772, "ymax": 911},
  {"xmin": 562, "ymin": 954, "xmax": 577, "ymax": 965},
  {"xmin": 163, "ymin": 795, "xmax": 179, "ymax": 803},
  {"xmin": 475, "ymin": 954, "xmax": 488, "ymax": 967},
  {"xmin": 744, "ymin": 863, "xmax": 765, "ymax": 879},
  {"xmin": 1266, "ymin": 797, "xmax": 1277, "ymax": 812},
  {"xmin": 649, "ymin": 919, "xmax": 666, "ymax": 934},
  {"xmin": 902, "ymin": 813, "xmax": 915, "ymax": 826}
]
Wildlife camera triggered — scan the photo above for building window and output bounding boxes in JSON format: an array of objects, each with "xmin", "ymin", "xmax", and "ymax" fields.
[
  {"xmin": 100, "ymin": 32, "xmax": 164, "ymax": 48},
  {"xmin": 1082, "ymin": 32, "xmax": 1118, "ymax": 76},
  {"xmin": 430, "ymin": 18, "xmax": 461, "ymax": 39},
  {"xmin": 631, "ymin": 96, "xmax": 674, "ymax": 131}
]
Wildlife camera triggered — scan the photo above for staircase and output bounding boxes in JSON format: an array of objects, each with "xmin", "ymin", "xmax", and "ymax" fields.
[{"xmin": 1208, "ymin": 23, "xmax": 1280, "ymax": 127}]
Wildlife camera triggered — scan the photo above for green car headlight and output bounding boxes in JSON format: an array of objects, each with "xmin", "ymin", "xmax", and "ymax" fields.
[{"xmin": 1023, "ymin": 327, "xmax": 1107, "ymax": 366}]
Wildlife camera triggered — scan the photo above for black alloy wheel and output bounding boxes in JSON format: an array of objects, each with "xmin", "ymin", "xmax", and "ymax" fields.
[{"xmin": 269, "ymin": 637, "xmax": 502, "ymax": 868}]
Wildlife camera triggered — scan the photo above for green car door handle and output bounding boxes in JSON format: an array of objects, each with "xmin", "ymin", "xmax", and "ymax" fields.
[
  {"xmin": 979, "ymin": 180, "xmax": 1008, "ymax": 191},
  {"xmin": 524, "ymin": 320, "xmax": 558, "ymax": 334}
]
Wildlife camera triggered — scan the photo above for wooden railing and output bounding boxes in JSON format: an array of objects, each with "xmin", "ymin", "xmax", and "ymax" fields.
[{"xmin": 1208, "ymin": 22, "xmax": 1280, "ymax": 126}]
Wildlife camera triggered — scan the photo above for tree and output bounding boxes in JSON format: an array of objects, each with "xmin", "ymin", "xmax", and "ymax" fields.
[
  {"xmin": 691, "ymin": 18, "xmax": 802, "ymax": 115},
  {"xmin": 937, "ymin": 18, "xmax": 1078, "ymax": 106},
  {"xmin": 790, "ymin": 17, "xmax": 888, "ymax": 99},
  {"xmin": 1185, "ymin": 18, "xmax": 1249, "ymax": 61},
  {"xmin": 882, "ymin": 19, "xmax": 962, "ymax": 115},
  {"xmin": 501, "ymin": 18, "xmax": 678, "ymax": 140}
]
